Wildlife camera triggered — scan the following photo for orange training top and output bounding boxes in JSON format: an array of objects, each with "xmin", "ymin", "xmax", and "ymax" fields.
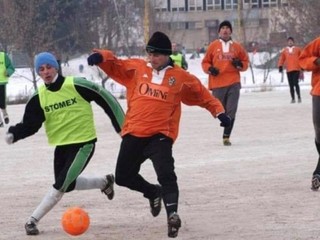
[
  {"xmin": 93, "ymin": 49, "xmax": 225, "ymax": 142},
  {"xmin": 299, "ymin": 37, "xmax": 320, "ymax": 96},
  {"xmin": 201, "ymin": 39, "xmax": 249, "ymax": 90},
  {"xmin": 278, "ymin": 46, "xmax": 302, "ymax": 72}
]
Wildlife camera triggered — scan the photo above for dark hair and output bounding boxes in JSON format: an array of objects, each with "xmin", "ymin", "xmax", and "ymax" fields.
[
  {"xmin": 218, "ymin": 20, "xmax": 232, "ymax": 33},
  {"xmin": 287, "ymin": 37, "xmax": 294, "ymax": 42}
]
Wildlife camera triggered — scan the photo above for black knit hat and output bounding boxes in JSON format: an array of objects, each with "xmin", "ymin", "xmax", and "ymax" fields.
[
  {"xmin": 218, "ymin": 20, "xmax": 232, "ymax": 33},
  {"xmin": 146, "ymin": 31, "xmax": 172, "ymax": 55}
]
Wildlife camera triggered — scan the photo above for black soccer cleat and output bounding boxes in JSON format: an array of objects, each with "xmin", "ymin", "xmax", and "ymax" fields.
[
  {"xmin": 167, "ymin": 212, "xmax": 181, "ymax": 238},
  {"xmin": 3, "ymin": 113, "xmax": 9, "ymax": 124},
  {"xmin": 223, "ymin": 138, "xmax": 232, "ymax": 146},
  {"xmin": 311, "ymin": 174, "xmax": 320, "ymax": 191},
  {"xmin": 101, "ymin": 174, "xmax": 115, "ymax": 200},
  {"xmin": 25, "ymin": 221, "xmax": 39, "ymax": 235},
  {"xmin": 149, "ymin": 184, "xmax": 162, "ymax": 217}
]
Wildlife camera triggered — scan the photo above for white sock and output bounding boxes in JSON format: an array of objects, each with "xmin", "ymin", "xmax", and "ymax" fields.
[
  {"xmin": 0, "ymin": 109, "xmax": 3, "ymax": 122},
  {"xmin": 28, "ymin": 187, "xmax": 63, "ymax": 223},
  {"xmin": 74, "ymin": 175, "xmax": 106, "ymax": 190},
  {"xmin": 1, "ymin": 108, "xmax": 7, "ymax": 116}
]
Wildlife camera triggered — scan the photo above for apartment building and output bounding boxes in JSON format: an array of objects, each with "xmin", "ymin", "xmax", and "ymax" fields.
[{"xmin": 150, "ymin": 0, "xmax": 289, "ymax": 51}]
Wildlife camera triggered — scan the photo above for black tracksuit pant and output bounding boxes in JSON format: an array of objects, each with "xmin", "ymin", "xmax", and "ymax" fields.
[
  {"xmin": 287, "ymin": 71, "xmax": 301, "ymax": 101},
  {"xmin": 115, "ymin": 133, "xmax": 179, "ymax": 216}
]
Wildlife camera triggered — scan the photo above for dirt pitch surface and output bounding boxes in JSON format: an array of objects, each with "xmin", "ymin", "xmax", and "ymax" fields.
[{"xmin": 1, "ymin": 89, "xmax": 319, "ymax": 240}]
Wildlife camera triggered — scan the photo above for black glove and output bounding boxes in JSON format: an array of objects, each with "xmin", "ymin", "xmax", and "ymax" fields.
[
  {"xmin": 315, "ymin": 58, "xmax": 320, "ymax": 66},
  {"xmin": 231, "ymin": 58, "xmax": 243, "ymax": 69},
  {"xmin": 279, "ymin": 66, "xmax": 283, "ymax": 73},
  {"xmin": 87, "ymin": 52, "xmax": 103, "ymax": 66},
  {"xmin": 208, "ymin": 66, "xmax": 219, "ymax": 76},
  {"xmin": 217, "ymin": 113, "xmax": 231, "ymax": 127}
]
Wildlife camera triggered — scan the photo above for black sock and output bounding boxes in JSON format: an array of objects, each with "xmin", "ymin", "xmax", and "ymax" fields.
[
  {"xmin": 163, "ymin": 192, "xmax": 179, "ymax": 217},
  {"xmin": 313, "ymin": 141, "xmax": 320, "ymax": 175}
]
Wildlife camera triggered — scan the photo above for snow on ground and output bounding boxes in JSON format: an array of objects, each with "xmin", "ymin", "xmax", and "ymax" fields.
[
  {"xmin": 0, "ymin": 53, "xmax": 318, "ymax": 240},
  {"xmin": 0, "ymin": 87, "xmax": 317, "ymax": 240}
]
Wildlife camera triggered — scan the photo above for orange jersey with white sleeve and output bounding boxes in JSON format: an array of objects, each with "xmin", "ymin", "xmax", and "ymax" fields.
[
  {"xmin": 201, "ymin": 39, "xmax": 249, "ymax": 90},
  {"xmin": 278, "ymin": 46, "xmax": 302, "ymax": 72},
  {"xmin": 93, "ymin": 49, "xmax": 225, "ymax": 141}
]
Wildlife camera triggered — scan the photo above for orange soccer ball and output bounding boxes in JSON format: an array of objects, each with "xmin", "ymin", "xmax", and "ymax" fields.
[{"xmin": 61, "ymin": 207, "xmax": 90, "ymax": 236}]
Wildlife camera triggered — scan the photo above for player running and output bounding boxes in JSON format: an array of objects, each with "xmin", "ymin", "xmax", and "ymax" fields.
[
  {"xmin": 87, "ymin": 31, "xmax": 230, "ymax": 238},
  {"xmin": 5, "ymin": 52, "xmax": 124, "ymax": 235}
]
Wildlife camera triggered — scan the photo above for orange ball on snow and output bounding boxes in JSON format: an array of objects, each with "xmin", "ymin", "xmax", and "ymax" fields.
[{"xmin": 61, "ymin": 207, "xmax": 90, "ymax": 236}]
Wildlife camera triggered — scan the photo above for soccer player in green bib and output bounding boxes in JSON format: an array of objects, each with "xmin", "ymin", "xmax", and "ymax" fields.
[{"xmin": 5, "ymin": 52, "xmax": 125, "ymax": 235}]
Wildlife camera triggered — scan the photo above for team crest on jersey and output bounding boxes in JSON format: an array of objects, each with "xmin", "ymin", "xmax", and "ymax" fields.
[{"xmin": 168, "ymin": 77, "xmax": 176, "ymax": 86}]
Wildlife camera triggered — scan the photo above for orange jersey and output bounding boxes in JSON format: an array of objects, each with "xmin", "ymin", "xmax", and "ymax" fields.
[
  {"xmin": 299, "ymin": 37, "xmax": 320, "ymax": 96},
  {"xmin": 94, "ymin": 49, "xmax": 225, "ymax": 141},
  {"xmin": 201, "ymin": 39, "xmax": 249, "ymax": 89},
  {"xmin": 278, "ymin": 46, "xmax": 302, "ymax": 72}
]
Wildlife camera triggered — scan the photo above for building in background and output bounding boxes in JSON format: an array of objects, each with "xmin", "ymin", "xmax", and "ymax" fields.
[{"xmin": 149, "ymin": 0, "xmax": 289, "ymax": 52}]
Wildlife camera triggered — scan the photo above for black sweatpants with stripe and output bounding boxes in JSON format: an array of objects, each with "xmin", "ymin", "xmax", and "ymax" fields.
[{"xmin": 287, "ymin": 70, "xmax": 301, "ymax": 100}]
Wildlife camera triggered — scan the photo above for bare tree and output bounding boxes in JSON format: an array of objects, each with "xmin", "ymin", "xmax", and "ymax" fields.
[
  {"xmin": 273, "ymin": 0, "xmax": 320, "ymax": 45},
  {"xmin": 87, "ymin": 0, "xmax": 144, "ymax": 87},
  {"xmin": 236, "ymin": 1, "xmax": 257, "ymax": 84},
  {"xmin": 3, "ymin": 0, "xmax": 59, "ymax": 90},
  {"xmin": 0, "ymin": 0, "xmax": 146, "ymax": 92}
]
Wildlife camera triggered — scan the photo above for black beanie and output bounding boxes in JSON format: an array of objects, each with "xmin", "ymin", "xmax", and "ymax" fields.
[
  {"xmin": 218, "ymin": 20, "xmax": 232, "ymax": 33},
  {"xmin": 146, "ymin": 31, "xmax": 172, "ymax": 55}
]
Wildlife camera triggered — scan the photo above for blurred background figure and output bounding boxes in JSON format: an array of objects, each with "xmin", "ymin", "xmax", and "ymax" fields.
[
  {"xmin": 278, "ymin": 37, "xmax": 302, "ymax": 103},
  {"xmin": 170, "ymin": 42, "xmax": 188, "ymax": 70},
  {"xmin": 0, "ymin": 50, "xmax": 15, "ymax": 127}
]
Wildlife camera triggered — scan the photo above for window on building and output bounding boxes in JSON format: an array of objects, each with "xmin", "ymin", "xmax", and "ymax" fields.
[
  {"xmin": 259, "ymin": 18, "xmax": 269, "ymax": 27},
  {"xmin": 206, "ymin": 0, "xmax": 222, "ymax": 10},
  {"xmin": 244, "ymin": 19, "xmax": 260, "ymax": 27},
  {"xmin": 187, "ymin": 21, "xmax": 203, "ymax": 29},
  {"xmin": 170, "ymin": 21, "xmax": 187, "ymax": 30},
  {"xmin": 262, "ymin": 0, "xmax": 277, "ymax": 8},
  {"xmin": 243, "ymin": 0, "xmax": 259, "ymax": 8},
  {"xmin": 225, "ymin": 0, "xmax": 238, "ymax": 10},
  {"xmin": 171, "ymin": 0, "xmax": 186, "ymax": 12},
  {"xmin": 188, "ymin": 0, "xmax": 203, "ymax": 11},
  {"xmin": 154, "ymin": 0, "xmax": 168, "ymax": 12}
]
